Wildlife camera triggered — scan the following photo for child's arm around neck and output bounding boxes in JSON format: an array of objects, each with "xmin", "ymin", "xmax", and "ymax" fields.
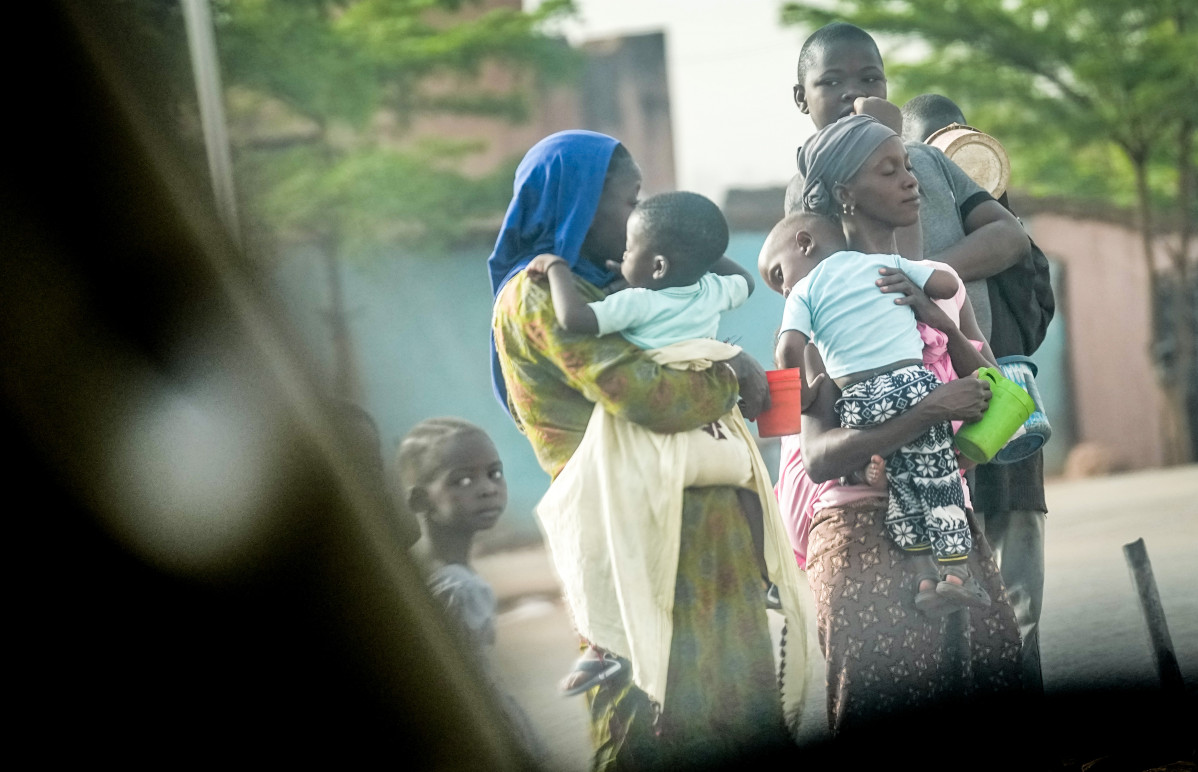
[{"xmin": 525, "ymin": 253, "xmax": 601, "ymax": 335}]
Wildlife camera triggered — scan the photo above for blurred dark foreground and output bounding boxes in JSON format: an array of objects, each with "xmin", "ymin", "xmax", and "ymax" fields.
[{"xmin": 4, "ymin": 3, "xmax": 1194, "ymax": 769}]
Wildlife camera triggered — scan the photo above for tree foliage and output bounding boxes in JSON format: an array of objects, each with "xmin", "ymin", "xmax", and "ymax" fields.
[
  {"xmin": 780, "ymin": 0, "xmax": 1197, "ymax": 212},
  {"xmin": 781, "ymin": 0, "xmax": 1198, "ymax": 463},
  {"xmin": 212, "ymin": 0, "xmax": 580, "ymax": 253}
]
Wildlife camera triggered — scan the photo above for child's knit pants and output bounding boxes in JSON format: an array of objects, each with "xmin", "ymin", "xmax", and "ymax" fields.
[{"xmin": 836, "ymin": 365, "xmax": 971, "ymax": 563}]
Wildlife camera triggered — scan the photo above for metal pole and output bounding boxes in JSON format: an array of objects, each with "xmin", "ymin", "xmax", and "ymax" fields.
[
  {"xmin": 180, "ymin": 0, "xmax": 241, "ymax": 247},
  {"xmin": 1122, "ymin": 537, "xmax": 1185, "ymax": 697}
]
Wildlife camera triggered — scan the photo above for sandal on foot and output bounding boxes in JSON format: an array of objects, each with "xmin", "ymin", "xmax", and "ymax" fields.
[
  {"xmin": 936, "ymin": 563, "xmax": 991, "ymax": 609},
  {"xmin": 559, "ymin": 647, "xmax": 627, "ymax": 697},
  {"xmin": 912, "ymin": 554, "xmax": 957, "ymax": 618}
]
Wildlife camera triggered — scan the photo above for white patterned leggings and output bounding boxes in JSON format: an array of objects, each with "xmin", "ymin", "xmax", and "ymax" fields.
[{"xmin": 836, "ymin": 365, "xmax": 971, "ymax": 563}]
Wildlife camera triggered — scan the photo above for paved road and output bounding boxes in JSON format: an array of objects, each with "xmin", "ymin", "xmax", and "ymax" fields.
[
  {"xmin": 477, "ymin": 465, "xmax": 1198, "ymax": 769},
  {"xmin": 1038, "ymin": 467, "xmax": 1198, "ymax": 696}
]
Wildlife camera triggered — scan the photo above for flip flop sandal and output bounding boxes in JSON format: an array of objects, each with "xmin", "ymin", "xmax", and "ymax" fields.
[
  {"xmin": 936, "ymin": 563, "xmax": 992, "ymax": 609},
  {"xmin": 559, "ymin": 648, "xmax": 627, "ymax": 697},
  {"xmin": 912, "ymin": 554, "xmax": 957, "ymax": 618}
]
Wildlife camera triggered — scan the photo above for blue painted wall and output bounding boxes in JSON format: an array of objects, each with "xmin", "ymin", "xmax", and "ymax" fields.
[{"xmin": 271, "ymin": 234, "xmax": 787, "ymax": 547}]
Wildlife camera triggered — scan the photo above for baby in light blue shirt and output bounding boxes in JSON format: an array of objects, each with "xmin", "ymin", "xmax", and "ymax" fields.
[
  {"xmin": 526, "ymin": 191, "xmax": 754, "ymax": 349},
  {"xmin": 782, "ymin": 250, "xmax": 937, "ymax": 382},
  {"xmin": 759, "ymin": 210, "xmax": 990, "ymax": 616}
]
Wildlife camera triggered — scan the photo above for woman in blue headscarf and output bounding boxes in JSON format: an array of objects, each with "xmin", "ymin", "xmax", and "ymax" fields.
[{"xmin": 489, "ymin": 131, "xmax": 785, "ymax": 766}]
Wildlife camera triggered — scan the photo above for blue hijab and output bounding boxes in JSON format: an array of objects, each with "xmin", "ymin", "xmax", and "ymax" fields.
[{"xmin": 487, "ymin": 130, "xmax": 622, "ymax": 415}]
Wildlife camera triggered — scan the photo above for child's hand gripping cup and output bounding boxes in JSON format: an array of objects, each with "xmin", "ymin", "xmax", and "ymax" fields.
[
  {"xmin": 755, "ymin": 368, "xmax": 802, "ymax": 438},
  {"xmin": 954, "ymin": 367, "xmax": 1037, "ymax": 464}
]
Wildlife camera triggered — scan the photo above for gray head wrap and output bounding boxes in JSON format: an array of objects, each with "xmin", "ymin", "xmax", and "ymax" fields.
[{"xmin": 797, "ymin": 114, "xmax": 898, "ymax": 217}]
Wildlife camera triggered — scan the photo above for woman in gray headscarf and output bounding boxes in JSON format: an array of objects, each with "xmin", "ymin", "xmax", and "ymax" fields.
[
  {"xmin": 780, "ymin": 114, "xmax": 989, "ymax": 603},
  {"xmin": 758, "ymin": 114, "xmax": 1022, "ymax": 737}
]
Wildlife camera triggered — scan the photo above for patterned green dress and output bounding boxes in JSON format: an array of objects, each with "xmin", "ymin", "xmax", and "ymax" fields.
[{"xmin": 493, "ymin": 271, "xmax": 786, "ymax": 768}]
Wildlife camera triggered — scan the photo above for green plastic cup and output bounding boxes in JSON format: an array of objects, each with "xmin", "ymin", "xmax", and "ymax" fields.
[{"xmin": 954, "ymin": 367, "xmax": 1036, "ymax": 464}]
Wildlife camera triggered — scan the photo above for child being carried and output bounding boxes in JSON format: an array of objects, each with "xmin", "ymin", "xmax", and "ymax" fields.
[
  {"xmin": 526, "ymin": 191, "xmax": 784, "ymax": 695},
  {"xmin": 758, "ymin": 114, "xmax": 993, "ymax": 618}
]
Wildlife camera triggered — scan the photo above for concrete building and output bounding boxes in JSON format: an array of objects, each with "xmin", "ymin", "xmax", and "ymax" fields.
[{"xmin": 1016, "ymin": 205, "xmax": 1197, "ymax": 474}]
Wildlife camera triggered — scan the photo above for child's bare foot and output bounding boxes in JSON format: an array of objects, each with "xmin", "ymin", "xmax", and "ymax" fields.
[
  {"xmin": 559, "ymin": 647, "xmax": 628, "ymax": 697},
  {"xmin": 863, "ymin": 454, "xmax": 886, "ymax": 490},
  {"xmin": 912, "ymin": 553, "xmax": 955, "ymax": 618},
  {"xmin": 841, "ymin": 454, "xmax": 887, "ymax": 490}
]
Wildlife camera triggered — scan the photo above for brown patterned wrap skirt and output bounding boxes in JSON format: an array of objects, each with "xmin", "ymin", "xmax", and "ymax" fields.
[{"xmin": 805, "ymin": 497, "xmax": 1023, "ymax": 735}]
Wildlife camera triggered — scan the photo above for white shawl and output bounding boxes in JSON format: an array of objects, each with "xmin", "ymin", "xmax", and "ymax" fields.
[{"xmin": 535, "ymin": 339, "xmax": 808, "ymax": 733}]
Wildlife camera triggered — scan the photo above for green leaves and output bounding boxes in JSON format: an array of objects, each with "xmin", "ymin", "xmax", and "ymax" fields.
[
  {"xmin": 245, "ymin": 142, "xmax": 514, "ymax": 251},
  {"xmin": 215, "ymin": 0, "xmax": 579, "ymax": 250},
  {"xmin": 780, "ymin": 0, "xmax": 1197, "ymax": 211}
]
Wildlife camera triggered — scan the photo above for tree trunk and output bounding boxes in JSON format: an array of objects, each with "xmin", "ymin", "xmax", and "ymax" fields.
[
  {"xmin": 319, "ymin": 230, "xmax": 363, "ymax": 403},
  {"xmin": 1133, "ymin": 154, "xmax": 1193, "ymax": 466},
  {"xmin": 1169, "ymin": 119, "xmax": 1195, "ymax": 463}
]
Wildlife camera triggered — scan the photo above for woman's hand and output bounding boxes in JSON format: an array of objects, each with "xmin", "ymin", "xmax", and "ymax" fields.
[
  {"xmin": 921, "ymin": 372, "xmax": 992, "ymax": 424},
  {"xmin": 876, "ymin": 267, "xmax": 954, "ymax": 331},
  {"xmin": 726, "ymin": 352, "xmax": 770, "ymax": 420}
]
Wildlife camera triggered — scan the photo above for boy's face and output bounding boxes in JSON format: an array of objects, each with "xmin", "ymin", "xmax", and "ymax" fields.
[
  {"xmin": 795, "ymin": 39, "xmax": 887, "ymax": 130},
  {"xmin": 619, "ymin": 210, "xmax": 661, "ymax": 288},
  {"xmin": 421, "ymin": 431, "xmax": 507, "ymax": 534},
  {"xmin": 759, "ymin": 244, "xmax": 811, "ymax": 299}
]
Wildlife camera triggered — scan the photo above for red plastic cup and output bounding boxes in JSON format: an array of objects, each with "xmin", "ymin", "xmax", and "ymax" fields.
[{"xmin": 755, "ymin": 368, "xmax": 802, "ymax": 437}]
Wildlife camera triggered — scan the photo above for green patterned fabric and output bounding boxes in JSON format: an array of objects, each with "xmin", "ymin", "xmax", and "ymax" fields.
[
  {"xmin": 494, "ymin": 272, "xmax": 740, "ymax": 475},
  {"xmin": 493, "ymin": 272, "xmax": 786, "ymax": 767}
]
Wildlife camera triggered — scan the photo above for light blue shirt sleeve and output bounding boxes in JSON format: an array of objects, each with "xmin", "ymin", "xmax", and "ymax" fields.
[
  {"xmin": 588, "ymin": 287, "xmax": 657, "ymax": 337},
  {"xmin": 890, "ymin": 254, "xmax": 936, "ymax": 289},
  {"xmin": 705, "ymin": 273, "xmax": 751, "ymax": 311},
  {"xmin": 587, "ymin": 274, "xmax": 749, "ymax": 339},
  {"xmin": 779, "ymin": 290, "xmax": 813, "ymax": 338}
]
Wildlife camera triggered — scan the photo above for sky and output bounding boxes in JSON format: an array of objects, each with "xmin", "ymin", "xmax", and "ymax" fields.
[{"xmin": 538, "ymin": 0, "xmax": 819, "ymax": 205}]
